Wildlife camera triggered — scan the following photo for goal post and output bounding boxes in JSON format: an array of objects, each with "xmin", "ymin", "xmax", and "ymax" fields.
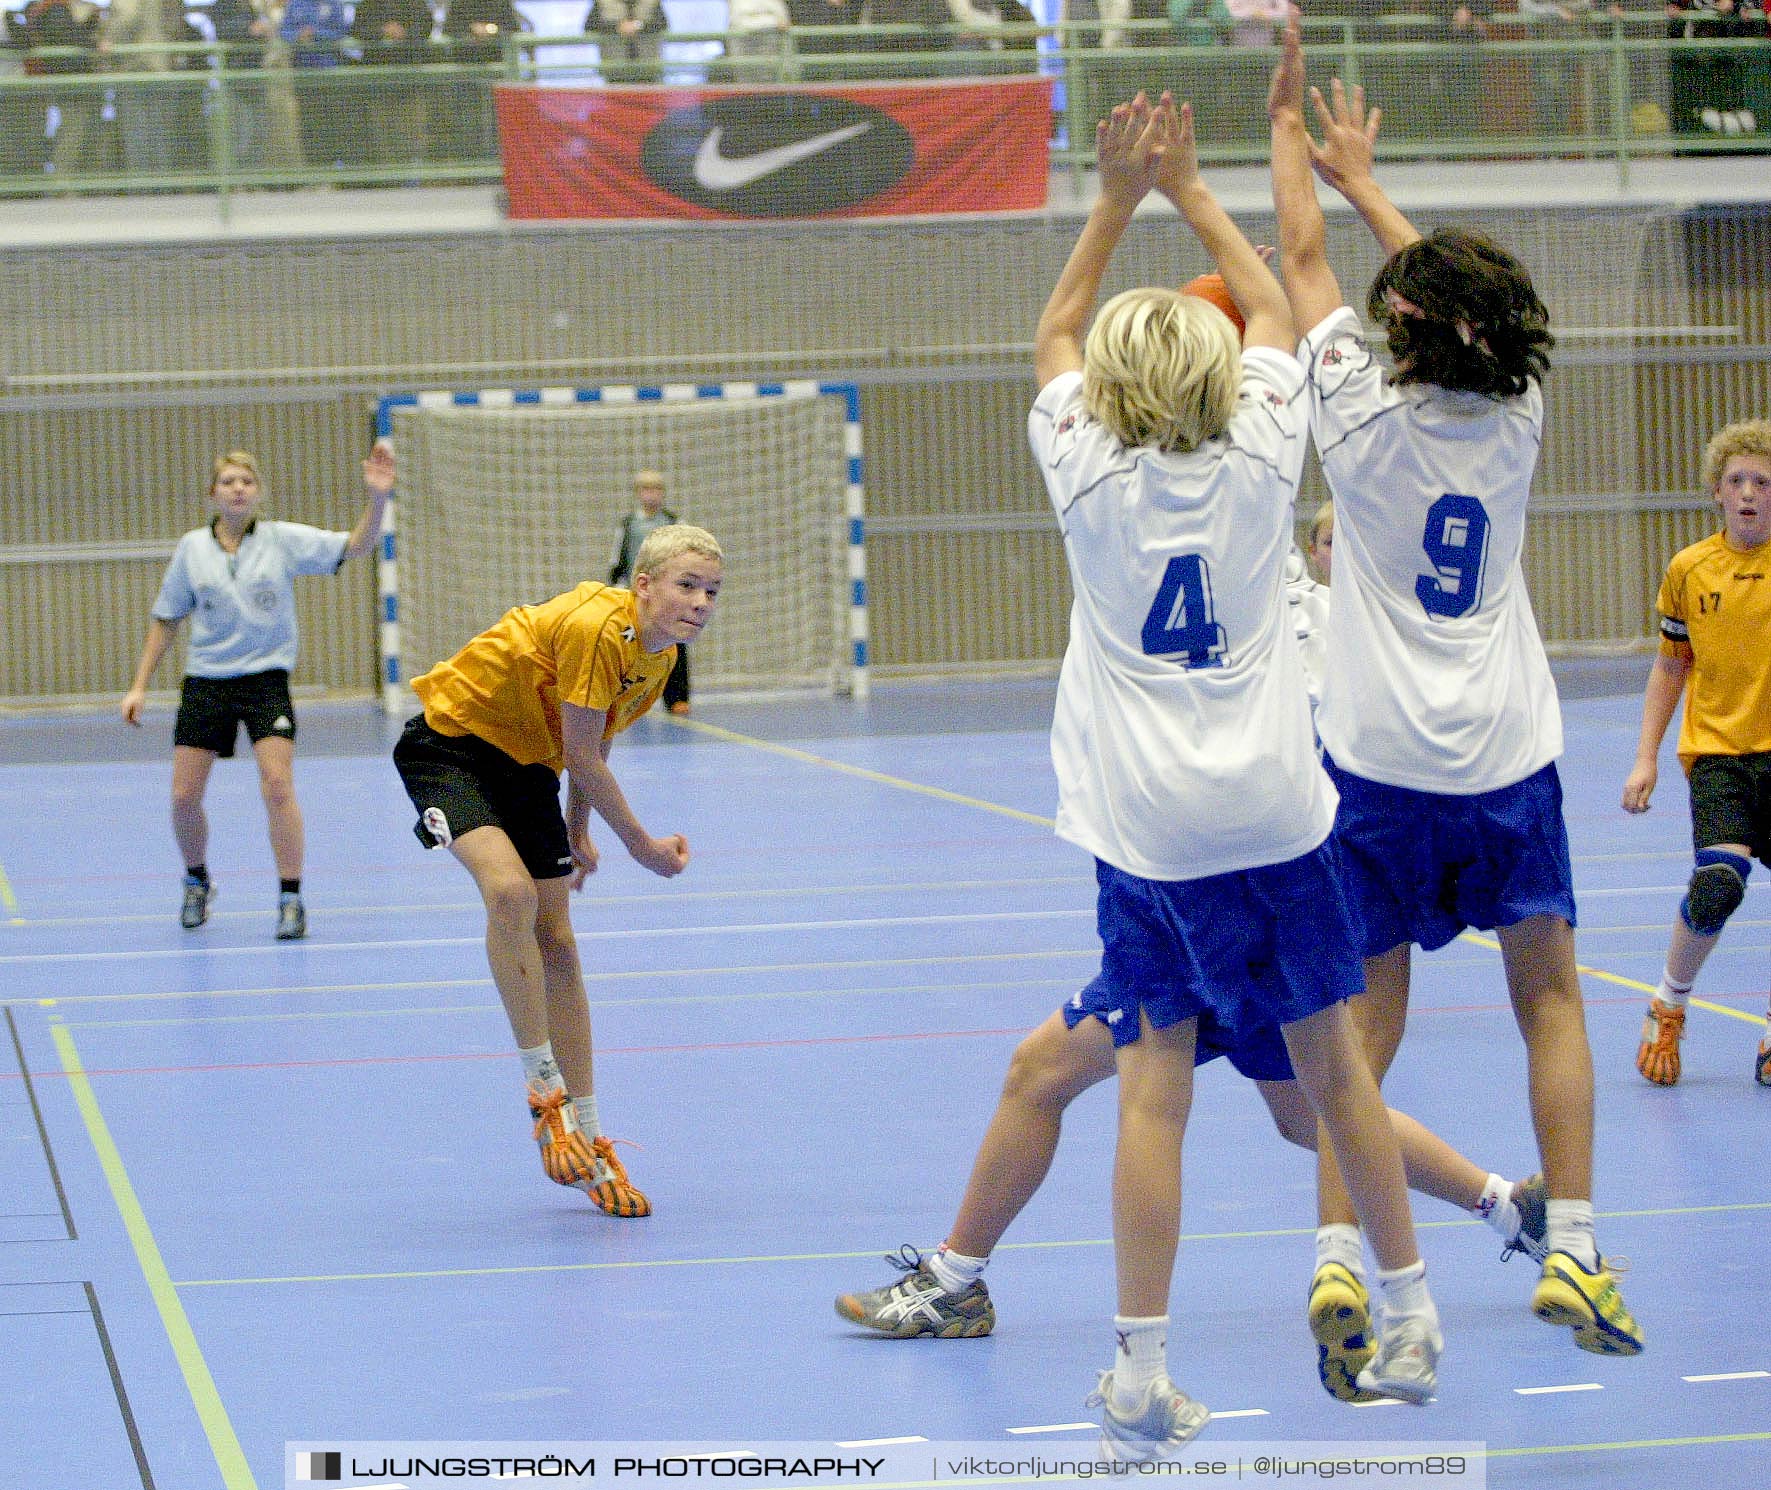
[{"xmin": 374, "ymin": 381, "xmax": 867, "ymax": 715}]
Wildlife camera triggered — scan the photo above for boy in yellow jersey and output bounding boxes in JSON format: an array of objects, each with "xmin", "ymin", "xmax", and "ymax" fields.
[
  {"xmin": 393, "ymin": 524, "xmax": 723, "ymax": 1214},
  {"xmin": 1622, "ymin": 420, "xmax": 1771, "ymax": 1087}
]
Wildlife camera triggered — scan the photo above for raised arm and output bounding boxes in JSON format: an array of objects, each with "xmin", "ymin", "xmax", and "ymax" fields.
[
  {"xmin": 1034, "ymin": 93, "xmax": 1167, "ymax": 389},
  {"xmin": 1310, "ymin": 75, "xmax": 1420, "ymax": 259},
  {"xmin": 1153, "ymin": 94, "xmax": 1291, "ymax": 353},
  {"xmin": 1621, "ymin": 650, "xmax": 1691, "ymax": 813},
  {"xmin": 1268, "ymin": 14, "xmax": 1341, "ymax": 337},
  {"xmin": 341, "ymin": 440, "xmax": 395, "ymax": 563}
]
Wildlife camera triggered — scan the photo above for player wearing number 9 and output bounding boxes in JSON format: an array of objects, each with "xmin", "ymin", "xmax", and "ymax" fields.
[
  {"xmin": 1028, "ymin": 89, "xmax": 1443, "ymax": 1453},
  {"xmin": 1270, "ymin": 15, "xmax": 1642, "ymax": 1365}
]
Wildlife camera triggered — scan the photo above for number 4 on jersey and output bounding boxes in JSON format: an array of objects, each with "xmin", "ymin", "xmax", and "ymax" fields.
[{"xmin": 1141, "ymin": 554, "xmax": 1227, "ymax": 668}]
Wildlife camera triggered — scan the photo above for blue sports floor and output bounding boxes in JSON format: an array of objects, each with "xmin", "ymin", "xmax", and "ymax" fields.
[{"xmin": 1, "ymin": 678, "xmax": 1767, "ymax": 1489}]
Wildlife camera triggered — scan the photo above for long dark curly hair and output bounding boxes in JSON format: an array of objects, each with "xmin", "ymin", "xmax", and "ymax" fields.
[{"xmin": 1367, "ymin": 229, "xmax": 1553, "ymax": 398}]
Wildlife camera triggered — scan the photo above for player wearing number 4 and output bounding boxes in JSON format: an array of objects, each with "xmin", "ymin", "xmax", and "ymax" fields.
[
  {"xmin": 1622, "ymin": 419, "xmax": 1771, "ymax": 1089},
  {"xmin": 121, "ymin": 445, "xmax": 395, "ymax": 941},
  {"xmin": 391, "ymin": 524, "xmax": 723, "ymax": 1218},
  {"xmin": 1268, "ymin": 16, "xmax": 1642, "ymax": 1376},
  {"xmin": 1023, "ymin": 90, "xmax": 1440, "ymax": 1457}
]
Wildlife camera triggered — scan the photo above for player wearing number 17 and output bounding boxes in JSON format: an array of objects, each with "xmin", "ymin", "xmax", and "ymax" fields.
[
  {"xmin": 1268, "ymin": 16, "xmax": 1640, "ymax": 1367},
  {"xmin": 1029, "ymin": 91, "xmax": 1441, "ymax": 1458}
]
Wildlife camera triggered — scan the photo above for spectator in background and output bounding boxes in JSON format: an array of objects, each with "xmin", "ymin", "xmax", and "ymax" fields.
[
  {"xmin": 22, "ymin": 0, "xmax": 104, "ymax": 180},
  {"xmin": 102, "ymin": 0, "xmax": 200, "ymax": 178},
  {"xmin": 440, "ymin": 0, "xmax": 524, "ymax": 158},
  {"xmin": 862, "ymin": 0, "xmax": 951, "ymax": 76},
  {"xmin": 1516, "ymin": 0, "xmax": 1600, "ymax": 141},
  {"xmin": 281, "ymin": 0, "xmax": 352, "ymax": 168},
  {"xmin": 352, "ymin": 0, "xmax": 435, "ymax": 172},
  {"xmin": 585, "ymin": 0, "xmax": 668, "ymax": 81},
  {"xmin": 1667, "ymin": 0, "xmax": 1761, "ymax": 139},
  {"xmin": 723, "ymin": 0, "xmax": 790, "ymax": 79},
  {"xmin": 1423, "ymin": 0, "xmax": 1491, "ymax": 138},
  {"xmin": 2, "ymin": 3, "xmax": 49, "ymax": 183},
  {"xmin": 210, "ymin": 0, "xmax": 306, "ymax": 173},
  {"xmin": 951, "ymin": 0, "xmax": 1041, "ymax": 73}
]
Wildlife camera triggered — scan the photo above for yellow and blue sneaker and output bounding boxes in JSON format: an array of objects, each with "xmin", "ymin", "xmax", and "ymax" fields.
[
  {"xmin": 1531, "ymin": 1251, "xmax": 1643, "ymax": 1355},
  {"xmin": 1755, "ymin": 1039, "xmax": 1771, "ymax": 1087},
  {"xmin": 1308, "ymin": 1262, "xmax": 1380, "ymax": 1402}
]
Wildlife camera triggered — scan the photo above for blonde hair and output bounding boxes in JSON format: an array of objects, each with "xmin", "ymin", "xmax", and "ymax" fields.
[
  {"xmin": 209, "ymin": 450, "xmax": 262, "ymax": 492},
  {"xmin": 1310, "ymin": 501, "xmax": 1334, "ymax": 548},
  {"xmin": 633, "ymin": 469, "xmax": 666, "ymax": 490},
  {"xmin": 634, "ymin": 522, "xmax": 722, "ymax": 578},
  {"xmin": 1082, "ymin": 288, "xmax": 1240, "ymax": 453},
  {"xmin": 1702, "ymin": 420, "xmax": 1771, "ymax": 493}
]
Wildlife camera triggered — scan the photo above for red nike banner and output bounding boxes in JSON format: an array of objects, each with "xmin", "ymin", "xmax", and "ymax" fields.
[{"xmin": 493, "ymin": 77, "xmax": 1054, "ymax": 221}]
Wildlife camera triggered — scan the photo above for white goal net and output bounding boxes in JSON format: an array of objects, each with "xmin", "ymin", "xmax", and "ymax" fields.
[{"xmin": 378, "ymin": 383, "xmax": 864, "ymax": 711}]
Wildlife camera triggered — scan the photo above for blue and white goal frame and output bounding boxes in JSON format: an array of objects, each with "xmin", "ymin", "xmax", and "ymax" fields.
[{"xmin": 373, "ymin": 381, "xmax": 868, "ymax": 714}]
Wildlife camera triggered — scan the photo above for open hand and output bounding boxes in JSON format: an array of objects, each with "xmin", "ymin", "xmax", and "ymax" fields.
[
  {"xmin": 1095, "ymin": 92, "xmax": 1166, "ymax": 209},
  {"xmin": 1308, "ymin": 75, "xmax": 1381, "ymax": 194}
]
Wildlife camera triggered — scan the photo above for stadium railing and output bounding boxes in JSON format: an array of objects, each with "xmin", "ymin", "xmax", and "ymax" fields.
[{"xmin": 1, "ymin": 15, "xmax": 1768, "ymax": 202}]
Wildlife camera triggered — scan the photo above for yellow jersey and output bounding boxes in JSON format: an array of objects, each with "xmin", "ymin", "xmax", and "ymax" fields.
[
  {"xmin": 412, "ymin": 583, "xmax": 675, "ymax": 774},
  {"xmin": 1656, "ymin": 531, "xmax": 1771, "ymax": 768}
]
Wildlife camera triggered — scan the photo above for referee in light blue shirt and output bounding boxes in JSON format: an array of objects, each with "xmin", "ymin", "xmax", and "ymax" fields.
[{"xmin": 121, "ymin": 444, "xmax": 394, "ymax": 939}]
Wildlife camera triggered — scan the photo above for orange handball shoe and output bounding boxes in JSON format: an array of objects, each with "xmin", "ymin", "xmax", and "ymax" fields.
[
  {"xmin": 582, "ymin": 1136, "xmax": 652, "ymax": 1218},
  {"xmin": 528, "ymin": 1084, "xmax": 598, "ymax": 1186},
  {"xmin": 1635, "ymin": 999, "xmax": 1685, "ymax": 1086}
]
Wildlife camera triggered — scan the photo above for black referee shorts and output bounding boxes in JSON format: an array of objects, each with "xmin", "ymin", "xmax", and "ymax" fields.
[
  {"xmin": 174, "ymin": 670, "xmax": 296, "ymax": 758},
  {"xmin": 391, "ymin": 715, "xmax": 574, "ymax": 880}
]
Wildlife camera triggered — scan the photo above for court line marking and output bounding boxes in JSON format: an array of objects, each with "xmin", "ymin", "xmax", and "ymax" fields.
[
  {"xmin": 0, "ymin": 875, "xmax": 1084, "ymax": 932},
  {"xmin": 670, "ymin": 717, "xmax": 1056, "ymax": 827},
  {"xmin": 1683, "ymin": 1371, "xmax": 1769, "ymax": 1382},
  {"xmin": 0, "ymin": 908, "xmax": 1093, "ymax": 967},
  {"xmin": 0, "ymin": 860, "xmax": 22, "ymax": 926},
  {"xmin": 50, "ymin": 1023, "xmax": 257, "ymax": 1490},
  {"xmin": 838, "ymin": 1437, "xmax": 927, "ymax": 1447},
  {"xmin": 4, "ymin": 1006, "xmax": 76, "ymax": 1238},
  {"xmin": 86, "ymin": 1281, "xmax": 157, "ymax": 1490},
  {"xmin": 1005, "ymin": 1424, "xmax": 1095, "ymax": 1435},
  {"xmin": 1204, "ymin": 1408, "xmax": 1269, "ymax": 1419},
  {"xmin": 1515, "ymin": 1382, "xmax": 1603, "ymax": 1395},
  {"xmin": 170, "ymin": 1199, "xmax": 1771, "ymax": 1288},
  {"xmin": 1460, "ymin": 931, "xmax": 1766, "ymax": 1027}
]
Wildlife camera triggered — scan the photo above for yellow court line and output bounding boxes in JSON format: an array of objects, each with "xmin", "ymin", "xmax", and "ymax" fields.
[
  {"xmin": 50, "ymin": 1023, "xmax": 258, "ymax": 1490},
  {"xmin": 174, "ymin": 1199, "xmax": 1771, "ymax": 1289},
  {"xmin": 1458, "ymin": 930, "xmax": 1766, "ymax": 1027},
  {"xmin": 671, "ymin": 716, "xmax": 1057, "ymax": 827},
  {"xmin": 0, "ymin": 860, "xmax": 22, "ymax": 926}
]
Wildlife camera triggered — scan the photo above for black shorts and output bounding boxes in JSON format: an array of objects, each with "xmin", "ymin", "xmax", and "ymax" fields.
[
  {"xmin": 174, "ymin": 670, "xmax": 296, "ymax": 758},
  {"xmin": 1689, "ymin": 751, "xmax": 1771, "ymax": 864},
  {"xmin": 391, "ymin": 715, "xmax": 573, "ymax": 880}
]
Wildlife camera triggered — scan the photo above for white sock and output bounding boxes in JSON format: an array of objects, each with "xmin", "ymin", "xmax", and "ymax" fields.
[
  {"xmin": 1111, "ymin": 1315, "xmax": 1168, "ymax": 1407},
  {"xmin": 927, "ymin": 1245, "xmax": 987, "ymax": 1295},
  {"xmin": 1375, "ymin": 1260, "xmax": 1439, "ymax": 1335},
  {"xmin": 1655, "ymin": 973, "xmax": 1692, "ymax": 1009},
  {"xmin": 1472, "ymin": 1174, "xmax": 1520, "ymax": 1239},
  {"xmin": 1546, "ymin": 1198, "xmax": 1598, "ymax": 1268},
  {"xmin": 572, "ymin": 1093, "xmax": 602, "ymax": 1139},
  {"xmin": 519, "ymin": 1041, "xmax": 565, "ymax": 1093},
  {"xmin": 1315, "ymin": 1223, "xmax": 1365, "ymax": 1276}
]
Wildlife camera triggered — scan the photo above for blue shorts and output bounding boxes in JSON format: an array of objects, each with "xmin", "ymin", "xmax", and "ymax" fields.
[
  {"xmin": 1324, "ymin": 756, "xmax": 1578, "ymax": 957},
  {"xmin": 1061, "ymin": 974, "xmax": 1295, "ymax": 1080},
  {"xmin": 1072, "ymin": 847, "xmax": 1365, "ymax": 1062}
]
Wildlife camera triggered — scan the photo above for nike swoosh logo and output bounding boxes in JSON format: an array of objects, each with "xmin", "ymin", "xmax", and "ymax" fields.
[{"xmin": 691, "ymin": 123, "xmax": 873, "ymax": 192}]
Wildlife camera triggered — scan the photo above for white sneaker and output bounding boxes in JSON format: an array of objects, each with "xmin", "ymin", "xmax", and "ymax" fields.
[
  {"xmin": 1356, "ymin": 1315, "xmax": 1442, "ymax": 1404},
  {"xmin": 1088, "ymin": 1371, "xmax": 1209, "ymax": 1461}
]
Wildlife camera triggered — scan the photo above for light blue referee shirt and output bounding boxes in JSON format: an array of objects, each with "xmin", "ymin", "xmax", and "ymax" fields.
[{"xmin": 152, "ymin": 519, "xmax": 351, "ymax": 679}]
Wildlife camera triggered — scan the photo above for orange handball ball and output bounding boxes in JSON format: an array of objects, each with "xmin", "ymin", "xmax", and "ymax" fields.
[{"xmin": 1180, "ymin": 273, "xmax": 1245, "ymax": 337}]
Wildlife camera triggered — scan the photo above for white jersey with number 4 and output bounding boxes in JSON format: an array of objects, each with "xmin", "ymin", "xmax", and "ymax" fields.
[
  {"xmin": 1301, "ymin": 307, "xmax": 1563, "ymax": 795},
  {"xmin": 1027, "ymin": 349, "xmax": 1332, "ymax": 882}
]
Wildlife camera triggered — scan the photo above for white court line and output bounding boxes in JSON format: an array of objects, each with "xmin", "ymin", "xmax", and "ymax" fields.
[
  {"xmin": 0, "ymin": 908, "xmax": 1092, "ymax": 966},
  {"xmin": 1206, "ymin": 1409, "xmax": 1269, "ymax": 1419},
  {"xmin": 1005, "ymin": 1424, "xmax": 1095, "ymax": 1435},
  {"xmin": 837, "ymin": 1437, "xmax": 927, "ymax": 1447},
  {"xmin": 1515, "ymin": 1383, "xmax": 1603, "ymax": 1395},
  {"xmin": 1347, "ymin": 1398, "xmax": 1408, "ymax": 1408},
  {"xmin": 1683, "ymin": 1370, "xmax": 1770, "ymax": 1382}
]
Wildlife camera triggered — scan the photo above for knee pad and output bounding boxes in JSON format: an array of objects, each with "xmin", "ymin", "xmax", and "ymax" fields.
[{"xmin": 1679, "ymin": 848, "xmax": 1752, "ymax": 935}]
